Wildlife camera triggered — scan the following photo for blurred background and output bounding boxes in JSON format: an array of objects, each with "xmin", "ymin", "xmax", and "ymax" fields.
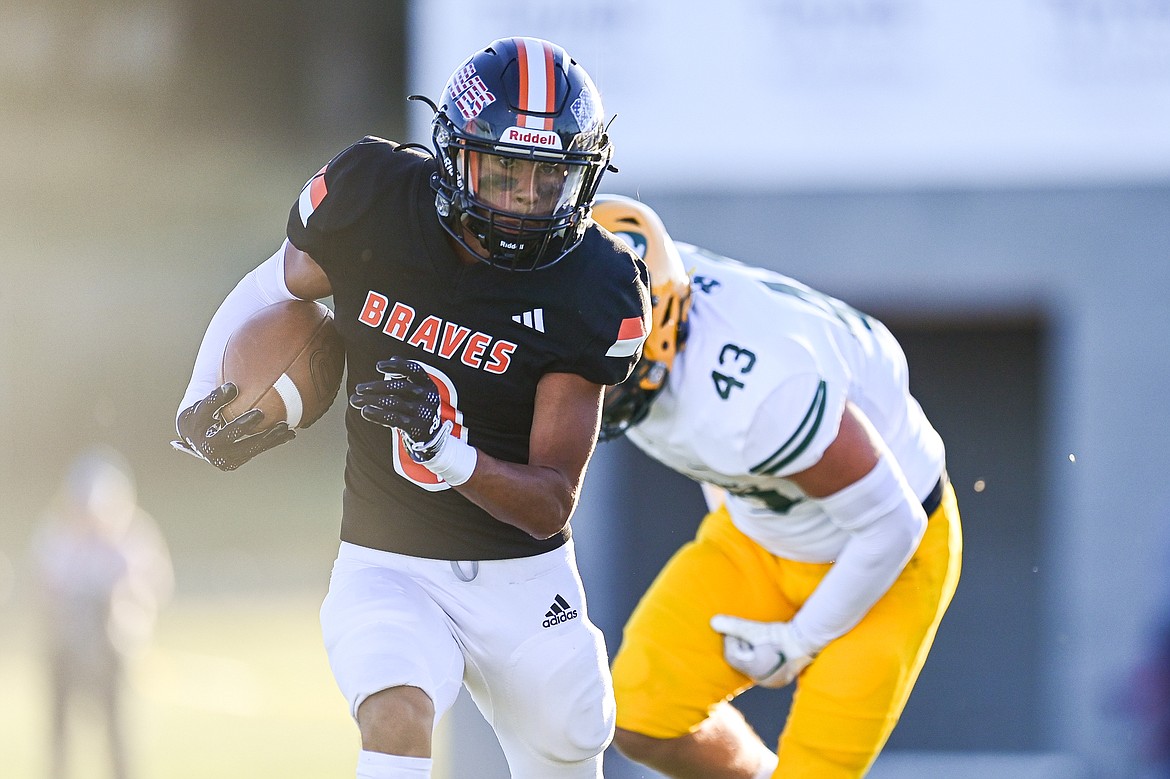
[{"xmin": 2, "ymin": 1, "xmax": 1169, "ymax": 777}]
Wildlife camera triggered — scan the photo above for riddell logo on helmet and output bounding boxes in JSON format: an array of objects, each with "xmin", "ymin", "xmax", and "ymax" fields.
[{"xmin": 501, "ymin": 126, "xmax": 562, "ymax": 149}]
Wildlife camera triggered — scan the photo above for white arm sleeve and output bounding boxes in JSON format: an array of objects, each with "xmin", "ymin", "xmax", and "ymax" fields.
[
  {"xmin": 788, "ymin": 454, "xmax": 928, "ymax": 652},
  {"xmin": 176, "ymin": 242, "xmax": 298, "ymax": 420}
]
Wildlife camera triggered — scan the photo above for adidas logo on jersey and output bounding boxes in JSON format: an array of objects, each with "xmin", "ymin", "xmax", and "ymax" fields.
[
  {"xmin": 542, "ymin": 594, "xmax": 578, "ymax": 628},
  {"xmin": 512, "ymin": 309, "xmax": 545, "ymax": 333}
]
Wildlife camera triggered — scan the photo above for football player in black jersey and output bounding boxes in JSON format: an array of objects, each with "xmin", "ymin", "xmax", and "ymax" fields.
[{"xmin": 173, "ymin": 37, "xmax": 650, "ymax": 779}]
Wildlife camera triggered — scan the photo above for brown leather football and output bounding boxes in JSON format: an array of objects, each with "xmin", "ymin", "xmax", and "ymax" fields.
[{"xmin": 220, "ymin": 300, "xmax": 345, "ymax": 429}]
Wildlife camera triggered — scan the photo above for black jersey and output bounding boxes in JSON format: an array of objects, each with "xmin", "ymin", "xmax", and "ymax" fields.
[{"xmin": 287, "ymin": 136, "xmax": 650, "ymax": 560}]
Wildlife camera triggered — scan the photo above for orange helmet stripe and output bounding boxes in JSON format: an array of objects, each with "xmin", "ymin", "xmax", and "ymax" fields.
[{"xmin": 514, "ymin": 37, "xmax": 555, "ymax": 131}]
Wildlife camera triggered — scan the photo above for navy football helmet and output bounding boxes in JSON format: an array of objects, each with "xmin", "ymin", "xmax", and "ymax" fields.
[{"xmin": 427, "ymin": 37, "xmax": 614, "ymax": 271}]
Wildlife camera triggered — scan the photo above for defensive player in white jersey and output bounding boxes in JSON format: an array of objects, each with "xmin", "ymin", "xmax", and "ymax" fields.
[{"xmin": 591, "ymin": 196, "xmax": 963, "ymax": 779}]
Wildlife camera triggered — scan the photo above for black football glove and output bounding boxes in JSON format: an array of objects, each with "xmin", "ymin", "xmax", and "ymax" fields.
[
  {"xmin": 171, "ymin": 382, "xmax": 295, "ymax": 471},
  {"xmin": 350, "ymin": 357, "xmax": 446, "ymax": 460}
]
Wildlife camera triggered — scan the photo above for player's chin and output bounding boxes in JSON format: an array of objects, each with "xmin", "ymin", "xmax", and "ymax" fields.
[
  {"xmin": 492, "ymin": 207, "xmax": 554, "ymax": 231},
  {"xmin": 492, "ymin": 216, "xmax": 527, "ymax": 235}
]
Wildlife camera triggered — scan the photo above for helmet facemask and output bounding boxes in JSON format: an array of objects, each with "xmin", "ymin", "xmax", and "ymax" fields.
[
  {"xmin": 599, "ymin": 358, "xmax": 670, "ymax": 441},
  {"xmin": 433, "ymin": 113, "xmax": 611, "ymax": 270}
]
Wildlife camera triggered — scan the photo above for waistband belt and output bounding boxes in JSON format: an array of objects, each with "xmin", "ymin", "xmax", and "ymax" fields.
[{"xmin": 922, "ymin": 470, "xmax": 948, "ymax": 517}]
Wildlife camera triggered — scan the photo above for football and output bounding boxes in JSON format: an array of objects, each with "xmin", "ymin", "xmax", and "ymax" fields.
[{"xmin": 220, "ymin": 300, "xmax": 345, "ymax": 429}]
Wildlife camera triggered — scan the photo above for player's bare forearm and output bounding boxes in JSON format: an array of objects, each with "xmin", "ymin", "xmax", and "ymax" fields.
[
  {"xmin": 454, "ymin": 455, "xmax": 580, "ymax": 539},
  {"xmin": 454, "ymin": 370, "xmax": 599, "ymax": 538}
]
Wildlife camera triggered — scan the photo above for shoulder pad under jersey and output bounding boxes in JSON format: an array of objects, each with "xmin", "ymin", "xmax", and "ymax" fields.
[
  {"xmin": 287, "ymin": 136, "xmax": 424, "ymax": 252},
  {"xmin": 568, "ymin": 227, "xmax": 652, "ymax": 386}
]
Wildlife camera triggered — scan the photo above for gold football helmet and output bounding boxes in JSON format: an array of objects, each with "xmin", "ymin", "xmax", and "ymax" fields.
[{"xmin": 591, "ymin": 195, "xmax": 692, "ymax": 439}]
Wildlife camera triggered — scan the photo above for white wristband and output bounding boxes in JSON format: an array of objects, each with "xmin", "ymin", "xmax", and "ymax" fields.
[{"xmin": 422, "ymin": 433, "xmax": 478, "ymax": 487}]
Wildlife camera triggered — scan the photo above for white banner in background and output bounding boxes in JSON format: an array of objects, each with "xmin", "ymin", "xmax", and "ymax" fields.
[{"xmin": 409, "ymin": 0, "xmax": 1170, "ymax": 190}]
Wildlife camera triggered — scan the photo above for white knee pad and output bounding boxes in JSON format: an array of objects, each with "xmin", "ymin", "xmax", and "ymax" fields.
[{"xmin": 488, "ymin": 620, "xmax": 615, "ymax": 775}]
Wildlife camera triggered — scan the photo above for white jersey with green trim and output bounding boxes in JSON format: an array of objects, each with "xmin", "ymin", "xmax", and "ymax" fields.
[{"xmin": 627, "ymin": 243, "xmax": 946, "ymax": 562}]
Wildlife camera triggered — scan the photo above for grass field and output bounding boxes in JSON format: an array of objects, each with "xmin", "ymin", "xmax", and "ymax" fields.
[
  {"xmin": 0, "ymin": 593, "xmax": 359, "ymax": 779},
  {"xmin": 0, "ymin": 594, "xmax": 1097, "ymax": 779}
]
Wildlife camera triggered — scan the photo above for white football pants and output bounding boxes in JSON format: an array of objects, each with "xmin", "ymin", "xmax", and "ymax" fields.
[{"xmin": 320, "ymin": 540, "xmax": 615, "ymax": 778}]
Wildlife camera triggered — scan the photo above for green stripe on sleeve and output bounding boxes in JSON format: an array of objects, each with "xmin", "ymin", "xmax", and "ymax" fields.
[{"xmin": 749, "ymin": 380, "xmax": 827, "ymax": 475}]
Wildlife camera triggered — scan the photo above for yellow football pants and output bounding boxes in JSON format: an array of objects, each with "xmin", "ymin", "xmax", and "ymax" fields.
[{"xmin": 612, "ymin": 483, "xmax": 962, "ymax": 778}]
